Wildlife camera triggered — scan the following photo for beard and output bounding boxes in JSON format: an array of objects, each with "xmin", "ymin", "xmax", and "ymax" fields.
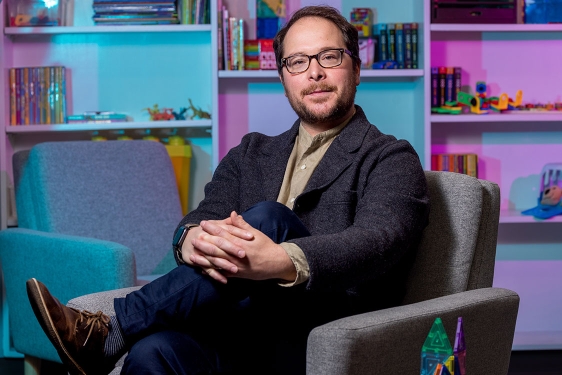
[{"xmin": 285, "ymin": 76, "xmax": 357, "ymax": 125}]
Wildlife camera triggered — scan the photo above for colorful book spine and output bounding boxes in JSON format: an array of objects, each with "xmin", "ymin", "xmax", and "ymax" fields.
[
  {"xmin": 445, "ymin": 67, "xmax": 454, "ymax": 103},
  {"xmin": 387, "ymin": 23, "xmax": 396, "ymax": 63},
  {"xmin": 404, "ymin": 23, "xmax": 412, "ymax": 69},
  {"xmin": 217, "ymin": 4, "xmax": 223, "ymax": 70},
  {"xmin": 411, "ymin": 23, "xmax": 418, "ymax": 69},
  {"xmin": 454, "ymin": 67, "xmax": 462, "ymax": 102},
  {"xmin": 229, "ymin": 17, "xmax": 239, "ymax": 70},
  {"xmin": 223, "ymin": 8, "xmax": 230, "ymax": 70},
  {"xmin": 431, "ymin": 67, "xmax": 439, "ymax": 107},
  {"xmin": 438, "ymin": 66, "xmax": 447, "ymax": 107},
  {"xmin": 377, "ymin": 24, "xmax": 388, "ymax": 61},
  {"xmin": 238, "ymin": 19, "xmax": 244, "ymax": 71},
  {"xmin": 9, "ymin": 69, "xmax": 16, "ymax": 125},
  {"xmin": 29, "ymin": 67, "xmax": 36, "ymax": 124},
  {"xmin": 431, "ymin": 154, "xmax": 478, "ymax": 178},
  {"xmin": 22, "ymin": 68, "xmax": 29, "ymax": 125},
  {"xmin": 395, "ymin": 23, "xmax": 404, "ymax": 69}
]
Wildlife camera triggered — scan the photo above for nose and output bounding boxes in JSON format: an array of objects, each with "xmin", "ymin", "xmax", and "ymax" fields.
[{"xmin": 307, "ymin": 57, "xmax": 325, "ymax": 81}]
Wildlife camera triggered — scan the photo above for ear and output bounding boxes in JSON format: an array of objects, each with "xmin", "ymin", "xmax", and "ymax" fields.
[{"xmin": 354, "ymin": 64, "xmax": 361, "ymax": 86}]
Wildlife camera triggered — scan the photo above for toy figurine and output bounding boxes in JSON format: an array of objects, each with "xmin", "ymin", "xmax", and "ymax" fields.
[
  {"xmin": 187, "ymin": 99, "xmax": 211, "ymax": 119},
  {"xmin": 144, "ymin": 104, "xmax": 175, "ymax": 121},
  {"xmin": 172, "ymin": 107, "xmax": 187, "ymax": 120}
]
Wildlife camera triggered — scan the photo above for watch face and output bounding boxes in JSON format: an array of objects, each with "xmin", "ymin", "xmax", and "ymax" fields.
[{"xmin": 173, "ymin": 226, "xmax": 188, "ymax": 248}]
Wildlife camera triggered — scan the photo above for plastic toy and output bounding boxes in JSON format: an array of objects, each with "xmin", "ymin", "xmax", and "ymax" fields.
[
  {"xmin": 522, "ymin": 163, "xmax": 562, "ymax": 219},
  {"xmin": 421, "ymin": 317, "xmax": 466, "ymax": 375},
  {"xmin": 172, "ymin": 107, "xmax": 187, "ymax": 120},
  {"xmin": 144, "ymin": 104, "xmax": 174, "ymax": 121},
  {"xmin": 420, "ymin": 318, "xmax": 452, "ymax": 375},
  {"xmin": 440, "ymin": 80, "xmax": 523, "ymax": 115},
  {"xmin": 187, "ymin": 99, "xmax": 211, "ymax": 119}
]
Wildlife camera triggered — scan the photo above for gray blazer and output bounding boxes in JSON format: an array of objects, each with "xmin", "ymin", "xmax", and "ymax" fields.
[{"xmin": 179, "ymin": 106, "xmax": 429, "ymax": 313}]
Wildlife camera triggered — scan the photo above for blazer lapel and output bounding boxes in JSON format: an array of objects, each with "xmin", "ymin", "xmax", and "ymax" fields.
[
  {"xmin": 258, "ymin": 120, "xmax": 300, "ymax": 201},
  {"xmin": 304, "ymin": 107, "xmax": 371, "ymax": 193}
]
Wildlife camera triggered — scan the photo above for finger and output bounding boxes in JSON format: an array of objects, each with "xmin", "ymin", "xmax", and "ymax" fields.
[
  {"xmin": 190, "ymin": 254, "xmax": 238, "ymax": 274},
  {"xmin": 198, "ymin": 224, "xmax": 246, "ymax": 258},
  {"xmin": 203, "ymin": 218, "xmax": 254, "ymax": 241},
  {"xmin": 202, "ymin": 267, "xmax": 228, "ymax": 284},
  {"xmin": 189, "ymin": 253, "xmax": 214, "ymax": 269}
]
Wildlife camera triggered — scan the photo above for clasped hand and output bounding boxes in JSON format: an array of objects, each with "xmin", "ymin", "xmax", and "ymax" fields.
[{"xmin": 182, "ymin": 212, "xmax": 296, "ymax": 284}]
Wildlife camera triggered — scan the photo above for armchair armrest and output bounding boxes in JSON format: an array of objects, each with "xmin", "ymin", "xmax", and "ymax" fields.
[
  {"xmin": 67, "ymin": 286, "xmax": 142, "ymax": 315},
  {"xmin": 0, "ymin": 228, "xmax": 136, "ymax": 361},
  {"xmin": 306, "ymin": 288, "xmax": 519, "ymax": 375}
]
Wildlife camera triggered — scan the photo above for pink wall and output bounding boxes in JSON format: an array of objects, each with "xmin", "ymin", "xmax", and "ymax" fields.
[{"xmin": 431, "ymin": 33, "xmax": 562, "ymax": 211}]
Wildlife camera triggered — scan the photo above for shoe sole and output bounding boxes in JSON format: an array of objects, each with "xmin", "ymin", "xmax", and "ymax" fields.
[{"xmin": 27, "ymin": 278, "xmax": 87, "ymax": 375}]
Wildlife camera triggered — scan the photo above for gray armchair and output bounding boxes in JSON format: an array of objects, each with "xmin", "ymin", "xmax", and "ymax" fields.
[{"xmin": 68, "ymin": 171, "xmax": 519, "ymax": 374}]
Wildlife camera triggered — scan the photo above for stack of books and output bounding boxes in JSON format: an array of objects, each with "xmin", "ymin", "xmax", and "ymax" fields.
[
  {"xmin": 431, "ymin": 153, "xmax": 478, "ymax": 178},
  {"xmin": 218, "ymin": 4, "xmax": 244, "ymax": 70},
  {"xmin": 67, "ymin": 112, "xmax": 130, "ymax": 124},
  {"xmin": 8, "ymin": 66, "xmax": 67, "ymax": 126},
  {"xmin": 92, "ymin": 0, "xmax": 179, "ymax": 26},
  {"xmin": 372, "ymin": 22, "xmax": 419, "ymax": 69},
  {"xmin": 178, "ymin": 0, "xmax": 210, "ymax": 24}
]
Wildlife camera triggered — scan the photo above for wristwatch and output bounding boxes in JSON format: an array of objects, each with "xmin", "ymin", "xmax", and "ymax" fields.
[{"xmin": 172, "ymin": 224, "xmax": 200, "ymax": 265}]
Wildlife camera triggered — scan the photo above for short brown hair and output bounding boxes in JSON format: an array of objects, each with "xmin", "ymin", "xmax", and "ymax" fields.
[{"xmin": 273, "ymin": 6, "xmax": 361, "ymax": 75}]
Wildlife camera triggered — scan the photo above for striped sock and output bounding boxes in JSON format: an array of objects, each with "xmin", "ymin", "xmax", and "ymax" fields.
[{"xmin": 104, "ymin": 315, "xmax": 126, "ymax": 360}]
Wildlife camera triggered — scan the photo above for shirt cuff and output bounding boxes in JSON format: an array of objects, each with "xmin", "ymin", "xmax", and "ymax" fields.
[{"xmin": 278, "ymin": 242, "xmax": 310, "ymax": 287}]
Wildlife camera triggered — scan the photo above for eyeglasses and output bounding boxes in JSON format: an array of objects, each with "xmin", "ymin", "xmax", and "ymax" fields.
[{"xmin": 281, "ymin": 48, "xmax": 353, "ymax": 74}]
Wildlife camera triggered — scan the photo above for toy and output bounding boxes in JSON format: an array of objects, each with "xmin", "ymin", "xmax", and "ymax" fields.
[
  {"xmin": 421, "ymin": 317, "xmax": 466, "ymax": 375},
  {"xmin": 144, "ymin": 104, "xmax": 174, "ymax": 121},
  {"xmin": 439, "ymin": 80, "xmax": 523, "ymax": 115},
  {"xmin": 522, "ymin": 163, "xmax": 562, "ymax": 219},
  {"xmin": 186, "ymin": 99, "xmax": 211, "ymax": 119},
  {"xmin": 172, "ymin": 108, "xmax": 187, "ymax": 120},
  {"xmin": 420, "ymin": 318, "xmax": 452, "ymax": 375}
]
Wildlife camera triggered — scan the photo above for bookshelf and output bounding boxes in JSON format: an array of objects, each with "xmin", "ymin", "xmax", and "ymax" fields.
[
  {"xmin": 217, "ymin": 0, "xmax": 428, "ymax": 165},
  {"xmin": 427, "ymin": 0, "xmax": 562, "ymax": 350},
  {"xmin": 0, "ymin": 1, "xmax": 220, "ymax": 231}
]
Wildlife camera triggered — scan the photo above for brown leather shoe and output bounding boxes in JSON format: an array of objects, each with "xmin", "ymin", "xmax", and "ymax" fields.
[{"xmin": 26, "ymin": 278, "xmax": 113, "ymax": 375}]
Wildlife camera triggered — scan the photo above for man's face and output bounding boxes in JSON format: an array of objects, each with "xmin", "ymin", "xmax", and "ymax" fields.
[{"xmin": 280, "ymin": 16, "xmax": 360, "ymax": 128}]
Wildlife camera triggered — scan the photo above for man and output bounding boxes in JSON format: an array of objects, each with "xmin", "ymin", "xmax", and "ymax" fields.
[{"xmin": 27, "ymin": 5, "xmax": 429, "ymax": 375}]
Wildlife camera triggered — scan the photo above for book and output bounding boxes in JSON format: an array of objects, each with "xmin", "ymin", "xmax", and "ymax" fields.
[
  {"xmin": 9, "ymin": 69, "xmax": 16, "ymax": 126},
  {"xmin": 404, "ymin": 23, "xmax": 412, "ymax": 69},
  {"xmin": 395, "ymin": 23, "xmax": 404, "ymax": 69},
  {"xmin": 438, "ymin": 67, "xmax": 447, "ymax": 107},
  {"xmin": 431, "ymin": 67, "xmax": 439, "ymax": 107},
  {"xmin": 445, "ymin": 67, "xmax": 454, "ymax": 103},
  {"xmin": 388, "ymin": 23, "xmax": 396, "ymax": 63},
  {"xmin": 376, "ymin": 24, "xmax": 388, "ymax": 62},
  {"xmin": 454, "ymin": 67, "xmax": 462, "ymax": 102},
  {"xmin": 411, "ymin": 23, "xmax": 418, "ymax": 68}
]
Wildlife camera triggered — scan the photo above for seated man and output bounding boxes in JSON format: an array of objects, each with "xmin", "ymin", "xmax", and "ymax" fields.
[{"xmin": 27, "ymin": 5, "xmax": 430, "ymax": 375}]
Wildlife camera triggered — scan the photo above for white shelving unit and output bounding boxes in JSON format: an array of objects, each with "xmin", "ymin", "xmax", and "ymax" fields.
[
  {"xmin": 0, "ymin": 1, "xmax": 219, "ymax": 232},
  {"xmin": 427, "ymin": 0, "xmax": 562, "ymax": 350}
]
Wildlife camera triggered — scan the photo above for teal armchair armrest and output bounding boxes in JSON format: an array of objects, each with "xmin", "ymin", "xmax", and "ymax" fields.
[{"xmin": 0, "ymin": 228, "xmax": 136, "ymax": 362}]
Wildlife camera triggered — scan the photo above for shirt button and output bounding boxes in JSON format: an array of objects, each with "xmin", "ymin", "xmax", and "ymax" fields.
[
  {"xmin": 290, "ymin": 198, "xmax": 295, "ymax": 203},
  {"xmin": 300, "ymin": 165, "xmax": 306, "ymax": 170}
]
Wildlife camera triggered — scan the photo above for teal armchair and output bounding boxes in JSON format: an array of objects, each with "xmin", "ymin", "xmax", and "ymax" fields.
[{"xmin": 0, "ymin": 140, "xmax": 183, "ymax": 373}]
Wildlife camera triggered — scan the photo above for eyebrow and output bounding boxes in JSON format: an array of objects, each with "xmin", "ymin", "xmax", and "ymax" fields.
[{"xmin": 285, "ymin": 46, "xmax": 343, "ymax": 56}]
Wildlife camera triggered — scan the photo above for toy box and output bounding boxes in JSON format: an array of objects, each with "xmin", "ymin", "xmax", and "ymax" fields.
[{"xmin": 7, "ymin": 0, "xmax": 62, "ymax": 27}]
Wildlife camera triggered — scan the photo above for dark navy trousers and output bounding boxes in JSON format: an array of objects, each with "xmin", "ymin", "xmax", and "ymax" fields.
[{"xmin": 114, "ymin": 201, "xmax": 315, "ymax": 375}]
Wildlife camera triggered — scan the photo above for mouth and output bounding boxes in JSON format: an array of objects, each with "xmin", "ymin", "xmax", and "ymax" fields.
[{"xmin": 303, "ymin": 85, "xmax": 336, "ymax": 97}]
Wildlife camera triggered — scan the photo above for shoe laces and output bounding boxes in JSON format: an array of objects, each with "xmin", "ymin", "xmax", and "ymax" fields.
[{"xmin": 73, "ymin": 309, "xmax": 110, "ymax": 347}]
